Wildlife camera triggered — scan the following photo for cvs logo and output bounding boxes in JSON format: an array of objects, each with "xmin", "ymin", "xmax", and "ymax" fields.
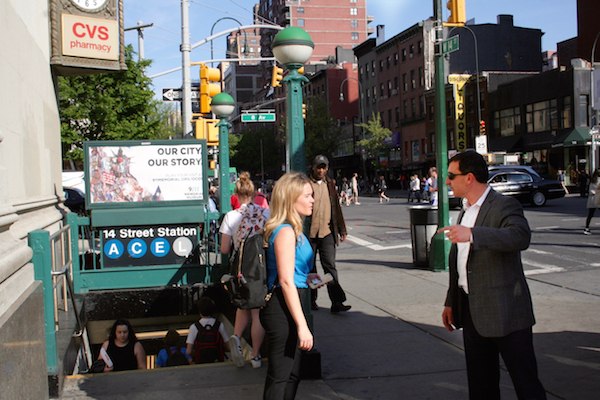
[{"xmin": 72, "ymin": 23, "xmax": 110, "ymax": 41}]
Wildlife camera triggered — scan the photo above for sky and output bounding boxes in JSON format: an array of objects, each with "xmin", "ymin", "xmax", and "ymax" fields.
[{"xmin": 122, "ymin": 0, "xmax": 578, "ymax": 100}]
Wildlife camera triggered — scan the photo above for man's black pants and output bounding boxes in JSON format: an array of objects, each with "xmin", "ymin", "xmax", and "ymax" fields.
[
  {"xmin": 461, "ymin": 291, "xmax": 546, "ymax": 400},
  {"xmin": 309, "ymin": 234, "xmax": 346, "ymax": 305}
]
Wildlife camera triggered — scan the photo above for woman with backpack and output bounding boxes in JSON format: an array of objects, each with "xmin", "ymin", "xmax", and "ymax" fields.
[
  {"xmin": 260, "ymin": 172, "xmax": 326, "ymax": 400},
  {"xmin": 220, "ymin": 172, "xmax": 269, "ymax": 369}
]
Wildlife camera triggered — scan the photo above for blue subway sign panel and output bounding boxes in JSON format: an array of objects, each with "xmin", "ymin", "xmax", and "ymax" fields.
[{"xmin": 101, "ymin": 224, "xmax": 200, "ymax": 268}]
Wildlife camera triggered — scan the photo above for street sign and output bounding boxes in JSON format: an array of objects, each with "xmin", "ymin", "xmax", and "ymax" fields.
[
  {"xmin": 241, "ymin": 113, "xmax": 276, "ymax": 122},
  {"xmin": 162, "ymin": 88, "xmax": 199, "ymax": 101},
  {"xmin": 441, "ymin": 36, "xmax": 459, "ymax": 55}
]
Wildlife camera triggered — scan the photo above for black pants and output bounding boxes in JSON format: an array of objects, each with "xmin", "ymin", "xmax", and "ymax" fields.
[
  {"xmin": 309, "ymin": 234, "xmax": 346, "ymax": 305},
  {"xmin": 461, "ymin": 291, "xmax": 546, "ymax": 400},
  {"xmin": 260, "ymin": 288, "xmax": 307, "ymax": 400},
  {"xmin": 586, "ymin": 208, "xmax": 596, "ymax": 228}
]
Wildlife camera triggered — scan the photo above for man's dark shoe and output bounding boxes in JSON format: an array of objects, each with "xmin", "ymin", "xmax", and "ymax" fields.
[
  {"xmin": 311, "ymin": 302, "xmax": 319, "ymax": 311},
  {"xmin": 331, "ymin": 303, "xmax": 351, "ymax": 313}
]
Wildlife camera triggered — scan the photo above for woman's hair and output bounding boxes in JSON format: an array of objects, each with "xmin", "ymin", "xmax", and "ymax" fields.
[
  {"xmin": 592, "ymin": 168, "xmax": 600, "ymax": 182},
  {"xmin": 264, "ymin": 172, "xmax": 311, "ymax": 244},
  {"xmin": 235, "ymin": 171, "xmax": 255, "ymax": 199},
  {"xmin": 164, "ymin": 329, "xmax": 181, "ymax": 347},
  {"xmin": 108, "ymin": 318, "xmax": 138, "ymax": 343}
]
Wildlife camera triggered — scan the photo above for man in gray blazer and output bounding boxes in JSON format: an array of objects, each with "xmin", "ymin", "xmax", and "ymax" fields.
[{"xmin": 438, "ymin": 151, "xmax": 546, "ymax": 400}]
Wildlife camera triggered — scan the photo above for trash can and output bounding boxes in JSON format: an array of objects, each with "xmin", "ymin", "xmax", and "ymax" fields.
[{"xmin": 409, "ymin": 205, "xmax": 438, "ymax": 267}]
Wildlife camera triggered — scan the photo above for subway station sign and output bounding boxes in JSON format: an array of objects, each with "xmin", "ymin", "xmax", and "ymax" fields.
[{"xmin": 101, "ymin": 224, "xmax": 200, "ymax": 268}]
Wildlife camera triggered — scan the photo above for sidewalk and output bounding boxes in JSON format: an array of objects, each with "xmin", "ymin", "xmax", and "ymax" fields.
[{"xmin": 61, "ymin": 198, "xmax": 600, "ymax": 400}]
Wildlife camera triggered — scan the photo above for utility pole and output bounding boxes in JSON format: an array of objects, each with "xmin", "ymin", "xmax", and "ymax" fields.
[
  {"xmin": 124, "ymin": 21, "xmax": 154, "ymax": 61},
  {"xmin": 181, "ymin": 0, "xmax": 193, "ymax": 138},
  {"xmin": 432, "ymin": 0, "xmax": 451, "ymax": 271}
]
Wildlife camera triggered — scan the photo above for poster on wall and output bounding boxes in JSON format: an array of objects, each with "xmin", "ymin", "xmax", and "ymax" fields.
[{"xmin": 84, "ymin": 140, "xmax": 207, "ymax": 209}]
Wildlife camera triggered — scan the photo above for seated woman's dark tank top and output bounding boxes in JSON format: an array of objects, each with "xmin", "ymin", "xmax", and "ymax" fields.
[{"xmin": 107, "ymin": 339, "xmax": 138, "ymax": 371}]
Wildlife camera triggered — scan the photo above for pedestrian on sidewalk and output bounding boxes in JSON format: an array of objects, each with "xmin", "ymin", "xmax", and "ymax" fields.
[
  {"xmin": 378, "ymin": 175, "xmax": 389, "ymax": 202},
  {"xmin": 219, "ymin": 172, "xmax": 268, "ymax": 368},
  {"xmin": 260, "ymin": 172, "xmax": 324, "ymax": 400},
  {"xmin": 438, "ymin": 150, "xmax": 546, "ymax": 400},
  {"xmin": 351, "ymin": 172, "xmax": 360, "ymax": 205},
  {"xmin": 307, "ymin": 155, "xmax": 352, "ymax": 313},
  {"xmin": 584, "ymin": 168, "xmax": 600, "ymax": 235},
  {"xmin": 428, "ymin": 167, "xmax": 438, "ymax": 206}
]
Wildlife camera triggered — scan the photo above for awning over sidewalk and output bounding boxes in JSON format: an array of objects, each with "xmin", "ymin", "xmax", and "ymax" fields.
[
  {"xmin": 552, "ymin": 128, "xmax": 592, "ymax": 148},
  {"xmin": 487, "ymin": 134, "xmax": 523, "ymax": 152}
]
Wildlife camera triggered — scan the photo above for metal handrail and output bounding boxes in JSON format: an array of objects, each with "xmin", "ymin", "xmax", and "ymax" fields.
[{"xmin": 51, "ymin": 264, "xmax": 83, "ymax": 337}]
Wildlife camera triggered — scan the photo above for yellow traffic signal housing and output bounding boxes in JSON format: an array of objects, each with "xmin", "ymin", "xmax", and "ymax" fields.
[
  {"xmin": 298, "ymin": 66, "xmax": 305, "ymax": 74},
  {"xmin": 272, "ymin": 65, "xmax": 284, "ymax": 87},
  {"xmin": 302, "ymin": 103, "xmax": 306, "ymax": 119},
  {"xmin": 209, "ymin": 160, "xmax": 216, "ymax": 170},
  {"xmin": 195, "ymin": 118, "xmax": 220, "ymax": 146},
  {"xmin": 479, "ymin": 120, "xmax": 486, "ymax": 135},
  {"xmin": 200, "ymin": 63, "xmax": 221, "ymax": 114},
  {"xmin": 446, "ymin": 0, "xmax": 466, "ymax": 26}
]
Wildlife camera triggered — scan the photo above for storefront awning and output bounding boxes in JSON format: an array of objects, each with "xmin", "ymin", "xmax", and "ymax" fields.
[
  {"xmin": 552, "ymin": 128, "xmax": 592, "ymax": 148},
  {"xmin": 487, "ymin": 135, "xmax": 522, "ymax": 152}
]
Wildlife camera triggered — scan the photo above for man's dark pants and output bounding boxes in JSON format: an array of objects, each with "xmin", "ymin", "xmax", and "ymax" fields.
[
  {"xmin": 309, "ymin": 234, "xmax": 346, "ymax": 305},
  {"xmin": 460, "ymin": 290, "xmax": 546, "ymax": 400}
]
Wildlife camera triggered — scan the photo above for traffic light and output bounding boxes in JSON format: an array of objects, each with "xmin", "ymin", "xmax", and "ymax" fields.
[
  {"xmin": 446, "ymin": 0, "xmax": 466, "ymax": 26},
  {"xmin": 195, "ymin": 118, "xmax": 220, "ymax": 146},
  {"xmin": 479, "ymin": 120, "xmax": 486, "ymax": 135},
  {"xmin": 302, "ymin": 103, "xmax": 306, "ymax": 119},
  {"xmin": 200, "ymin": 63, "xmax": 221, "ymax": 114},
  {"xmin": 271, "ymin": 65, "xmax": 284, "ymax": 87}
]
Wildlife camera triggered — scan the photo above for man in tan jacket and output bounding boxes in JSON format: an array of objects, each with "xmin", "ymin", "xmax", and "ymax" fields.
[{"xmin": 306, "ymin": 155, "xmax": 351, "ymax": 313}]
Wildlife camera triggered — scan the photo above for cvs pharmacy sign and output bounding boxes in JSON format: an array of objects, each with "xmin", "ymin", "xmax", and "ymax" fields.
[{"xmin": 61, "ymin": 14, "xmax": 118, "ymax": 60}]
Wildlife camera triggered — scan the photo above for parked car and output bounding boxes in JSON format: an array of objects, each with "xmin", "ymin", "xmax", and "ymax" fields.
[
  {"xmin": 447, "ymin": 165, "xmax": 565, "ymax": 208},
  {"xmin": 487, "ymin": 166, "xmax": 565, "ymax": 206},
  {"xmin": 63, "ymin": 187, "xmax": 86, "ymax": 214}
]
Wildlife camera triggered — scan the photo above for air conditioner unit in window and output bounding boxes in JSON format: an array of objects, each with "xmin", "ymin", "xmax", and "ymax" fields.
[{"xmin": 392, "ymin": 89, "xmax": 398, "ymax": 95}]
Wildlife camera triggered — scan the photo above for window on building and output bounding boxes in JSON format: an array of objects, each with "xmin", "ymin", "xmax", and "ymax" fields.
[
  {"xmin": 394, "ymin": 76, "xmax": 398, "ymax": 91},
  {"xmin": 359, "ymin": 66, "xmax": 364, "ymax": 81},
  {"xmin": 351, "ymin": 19, "xmax": 358, "ymax": 28},
  {"xmin": 394, "ymin": 52, "xmax": 398, "ymax": 65},
  {"xmin": 404, "ymin": 100, "xmax": 408, "ymax": 119},
  {"xmin": 386, "ymin": 56, "xmax": 391, "ymax": 69},
  {"xmin": 350, "ymin": 0, "xmax": 357, "ymax": 2},
  {"xmin": 352, "ymin": 32, "xmax": 359, "ymax": 40},
  {"xmin": 418, "ymin": 40, "xmax": 422, "ymax": 55},
  {"xmin": 410, "ymin": 70, "xmax": 416, "ymax": 90},
  {"xmin": 422, "ymin": 139, "xmax": 427, "ymax": 155},
  {"xmin": 366, "ymin": 90, "xmax": 371, "ymax": 105},
  {"xmin": 526, "ymin": 99, "xmax": 558, "ymax": 133},
  {"xmin": 297, "ymin": 7, "xmax": 304, "ymax": 13},
  {"xmin": 372, "ymin": 86, "xmax": 377, "ymax": 102},
  {"xmin": 251, "ymin": 39, "xmax": 257, "ymax": 44},
  {"xmin": 418, "ymin": 67, "xmax": 424, "ymax": 87},
  {"xmin": 371, "ymin": 60, "xmax": 376, "ymax": 76},
  {"xmin": 297, "ymin": 19, "xmax": 305, "ymax": 27},
  {"xmin": 411, "ymin": 98, "xmax": 416, "ymax": 116},
  {"xmin": 579, "ymin": 95, "xmax": 589, "ymax": 127},
  {"xmin": 402, "ymin": 48, "xmax": 406, "ymax": 62},
  {"xmin": 428, "ymin": 103, "xmax": 434, "ymax": 121},
  {"xmin": 365, "ymin": 62, "xmax": 369, "ymax": 75},
  {"xmin": 409, "ymin": 44, "xmax": 414, "ymax": 58},
  {"xmin": 494, "ymin": 107, "xmax": 521, "ymax": 137},
  {"xmin": 402, "ymin": 73, "xmax": 407, "ymax": 92},
  {"xmin": 388, "ymin": 109, "xmax": 392, "ymax": 127},
  {"xmin": 380, "ymin": 83, "xmax": 385, "ymax": 98},
  {"xmin": 562, "ymin": 96, "xmax": 572, "ymax": 128},
  {"xmin": 379, "ymin": 60, "xmax": 384, "ymax": 71},
  {"xmin": 395, "ymin": 107, "xmax": 400, "ymax": 125},
  {"xmin": 420, "ymin": 95, "xmax": 425, "ymax": 116},
  {"xmin": 387, "ymin": 80, "xmax": 392, "ymax": 97},
  {"xmin": 350, "ymin": 7, "xmax": 358, "ymax": 15}
]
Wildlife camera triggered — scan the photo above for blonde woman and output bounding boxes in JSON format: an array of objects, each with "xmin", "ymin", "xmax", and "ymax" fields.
[{"xmin": 260, "ymin": 172, "xmax": 324, "ymax": 400}]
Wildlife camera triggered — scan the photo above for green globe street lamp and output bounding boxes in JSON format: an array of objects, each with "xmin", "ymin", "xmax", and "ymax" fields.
[
  {"xmin": 211, "ymin": 92, "xmax": 235, "ymax": 215},
  {"xmin": 271, "ymin": 27, "xmax": 314, "ymax": 172}
]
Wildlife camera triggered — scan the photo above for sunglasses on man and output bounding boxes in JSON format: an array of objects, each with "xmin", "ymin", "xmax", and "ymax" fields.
[{"xmin": 447, "ymin": 172, "xmax": 469, "ymax": 180}]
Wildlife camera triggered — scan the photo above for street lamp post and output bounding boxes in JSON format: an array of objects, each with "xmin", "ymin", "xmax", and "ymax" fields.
[
  {"xmin": 211, "ymin": 93, "xmax": 235, "ymax": 215},
  {"xmin": 271, "ymin": 27, "xmax": 314, "ymax": 172},
  {"xmin": 449, "ymin": 25, "xmax": 481, "ymax": 128}
]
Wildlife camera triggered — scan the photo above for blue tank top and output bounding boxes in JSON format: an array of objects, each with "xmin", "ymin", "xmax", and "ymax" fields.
[{"xmin": 266, "ymin": 224, "xmax": 313, "ymax": 289}]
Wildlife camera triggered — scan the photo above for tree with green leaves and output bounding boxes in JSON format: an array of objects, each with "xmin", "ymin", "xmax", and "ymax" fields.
[
  {"xmin": 229, "ymin": 128, "xmax": 282, "ymax": 179},
  {"xmin": 59, "ymin": 45, "xmax": 175, "ymax": 163},
  {"xmin": 356, "ymin": 112, "xmax": 392, "ymax": 155}
]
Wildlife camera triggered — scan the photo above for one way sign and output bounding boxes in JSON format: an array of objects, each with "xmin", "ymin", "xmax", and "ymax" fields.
[{"xmin": 162, "ymin": 88, "xmax": 199, "ymax": 101}]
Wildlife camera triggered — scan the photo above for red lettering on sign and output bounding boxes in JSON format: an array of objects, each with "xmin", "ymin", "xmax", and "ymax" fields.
[
  {"xmin": 72, "ymin": 23, "xmax": 110, "ymax": 40},
  {"xmin": 73, "ymin": 23, "xmax": 86, "ymax": 38},
  {"xmin": 98, "ymin": 26, "xmax": 109, "ymax": 41}
]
